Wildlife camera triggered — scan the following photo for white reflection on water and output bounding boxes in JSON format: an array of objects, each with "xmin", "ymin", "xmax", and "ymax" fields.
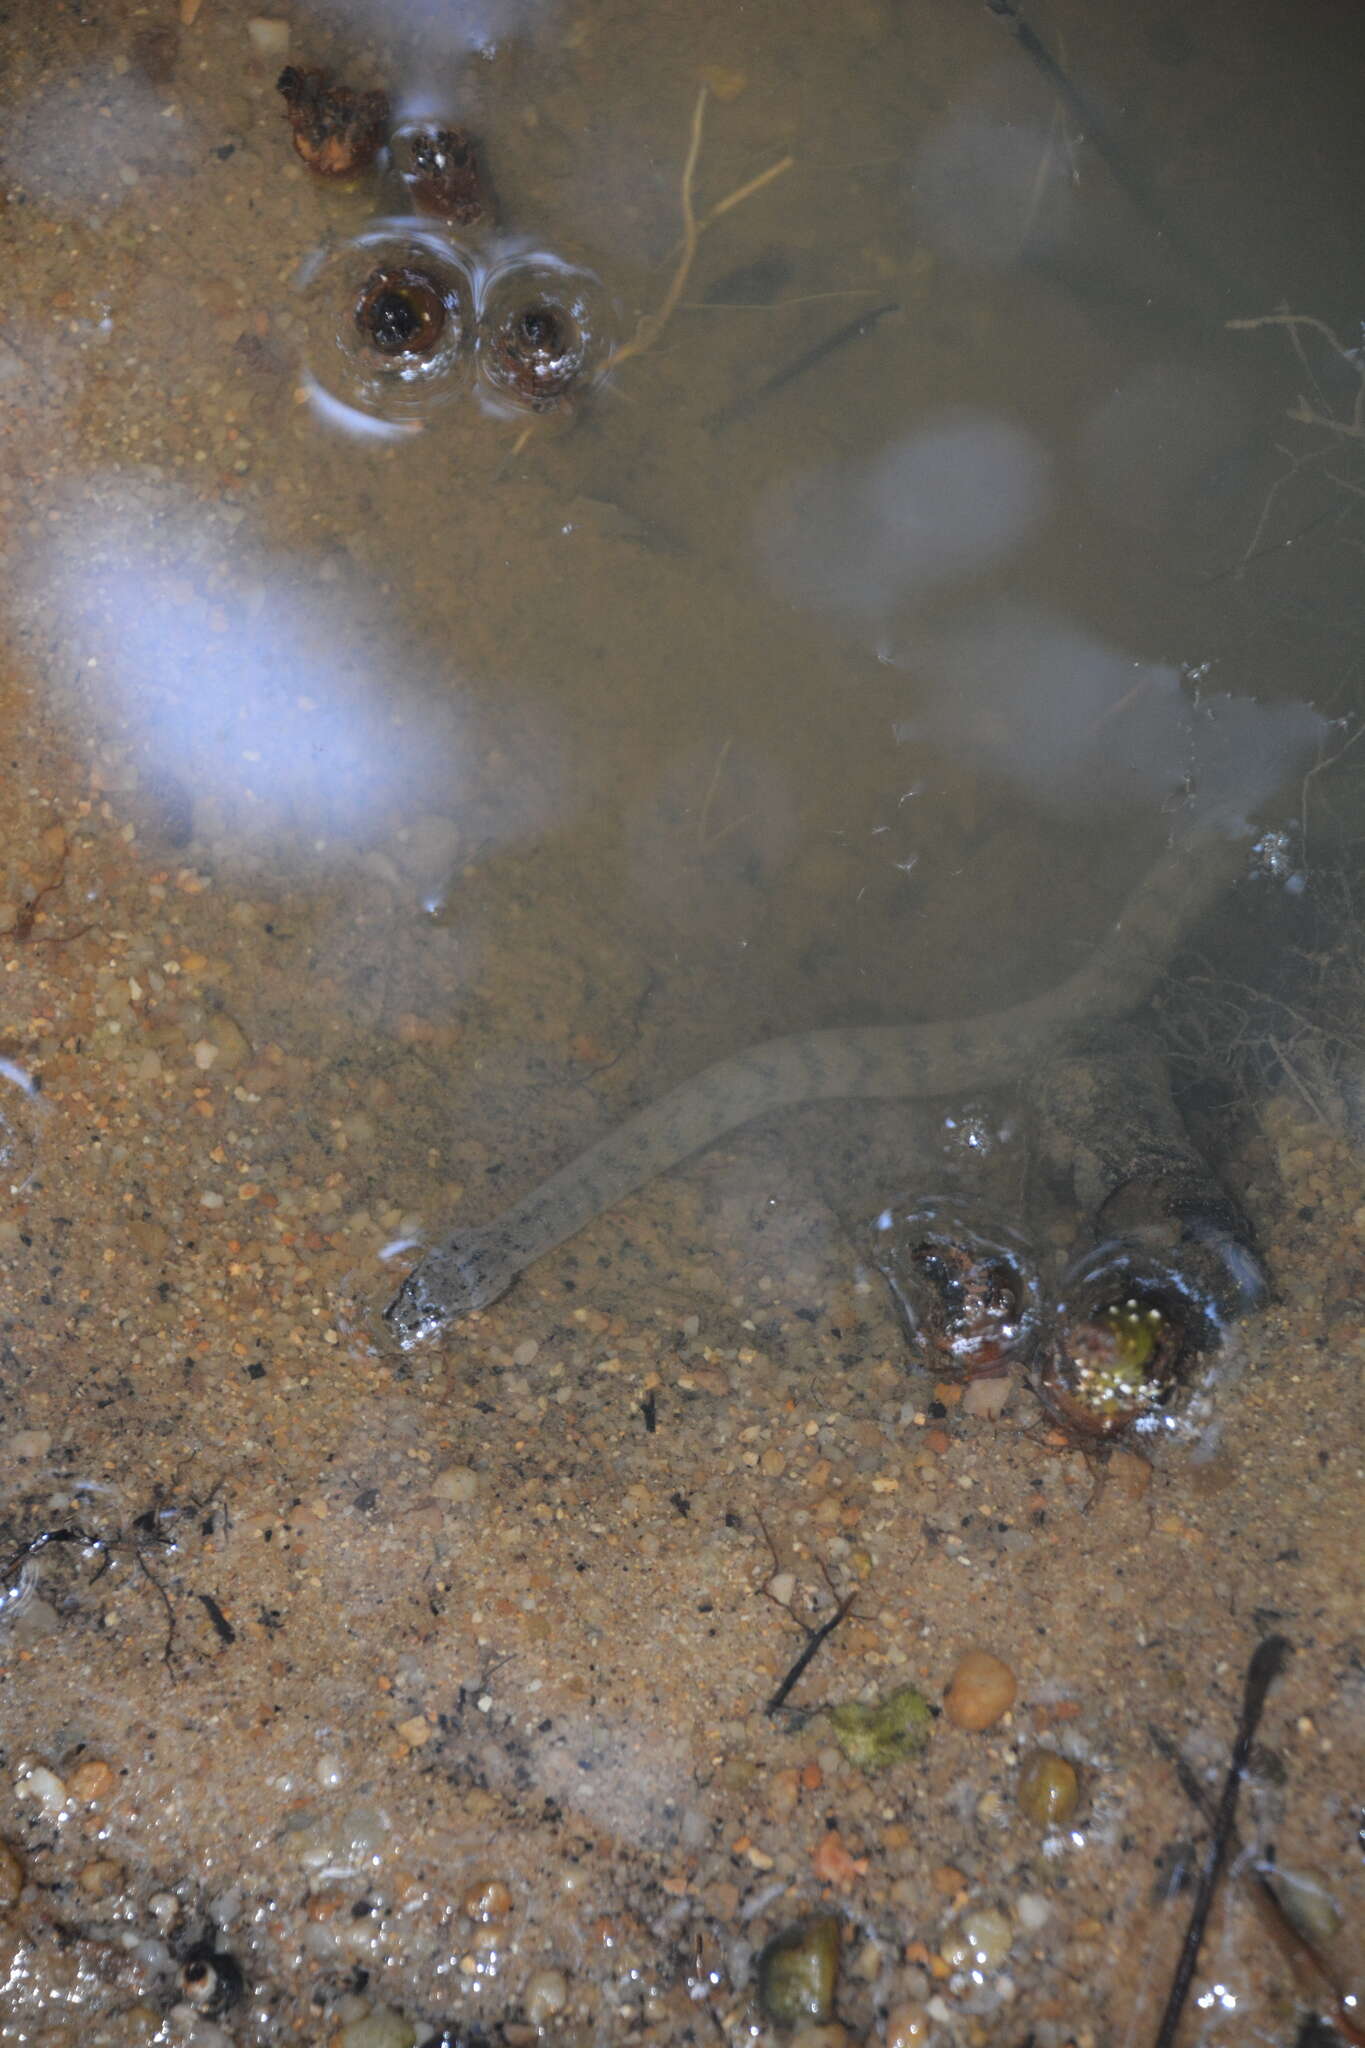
[
  {"xmin": 297, "ymin": 0, "xmax": 550, "ymax": 62},
  {"xmin": 889, "ymin": 603, "xmax": 1327, "ymax": 822},
  {"xmin": 26, "ymin": 485, "xmax": 518, "ymax": 859},
  {"xmin": 912, "ymin": 113, "xmax": 1076, "ymax": 269},
  {"xmin": 758, "ymin": 412, "xmax": 1050, "ymax": 628}
]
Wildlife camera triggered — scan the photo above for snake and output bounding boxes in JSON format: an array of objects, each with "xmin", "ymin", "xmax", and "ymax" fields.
[{"xmin": 385, "ymin": 818, "xmax": 1251, "ymax": 1346}]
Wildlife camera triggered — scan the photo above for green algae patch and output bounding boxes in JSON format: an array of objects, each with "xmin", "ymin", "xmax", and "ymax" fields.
[{"xmin": 826, "ymin": 1684, "xmax": 932, "ymax": 1771}]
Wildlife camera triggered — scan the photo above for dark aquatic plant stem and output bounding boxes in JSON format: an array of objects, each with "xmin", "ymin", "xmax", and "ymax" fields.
[
  {"xmin": 982, "ymin": 0, "xmax": 1241, "ymax": 305},
  {"xmin": 705, "ymin": 303, "xmax": 899, "ymax": 432},
  {"xmin": 1152, "ymin": 1634, "xmax": 1292, "ymax": 2048},
  {"xmin": 765, "ymin": 1593, "xmax": 856, "ymax": 1716}
]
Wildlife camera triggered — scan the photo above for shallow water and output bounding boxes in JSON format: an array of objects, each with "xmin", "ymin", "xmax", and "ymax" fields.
[{"xmin": 0, "ymin": 0, "xmax": 1361, "ymax": 2043}]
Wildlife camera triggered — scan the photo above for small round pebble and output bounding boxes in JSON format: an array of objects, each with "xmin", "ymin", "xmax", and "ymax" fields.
[
  {"xmin": 883, "ymin": 2004, "xmax": 931, "ymax": 2045},
  {"xmin": 432, "ymin": 1465, "xmax": 480, "ymax": 1503},
  {"xmin": 941, "ymin": 1906, "xmax": 1013, "ymax": 1972},
  {"xmin": 943, "ymin": 1649, "xmax": 1017, "ymax": 1730},
  {"xmin": 758, "ymin": 1916, "xmax": 841, "ymax": 2026},
  {"xmin": 1014, "ymin": 1891, "xmax": 1051, "ymax": 1932},
  {"xmin": 461, "ymin": 1876, "xmax": 513, "ymax": 1922},
  {"xmin": 338, "ymin": 2013, "xmax": 417, "ymax": 2048},
  {"xmin": 524, "ymin": 1968, "xmax": 569, "ymax": 2024},
  {"xmin": 13, "ymin": 1764, "xmax": 67, "ymax": 1816},
  {"xmin": 68, "ymin": 1758, "xmax": 116, "ymax": 1803},
  {"xmin": 77, "ymin": 1857, "xmax": 124, "ymax": 1897},
  {"xmin": 1016, "ymin": 1748, "xmax": 1080, "ymax": 1827}
]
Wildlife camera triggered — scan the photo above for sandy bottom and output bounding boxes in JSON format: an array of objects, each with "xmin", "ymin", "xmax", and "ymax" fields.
[{"xmin": 0, "ymin": 0, "xmax": 1361, "ymax": 2043}]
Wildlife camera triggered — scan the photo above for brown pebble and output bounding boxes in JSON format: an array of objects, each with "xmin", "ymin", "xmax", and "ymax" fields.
[
  {"xmin": 462, "ymin": 1876, "xmax": 513, "ymax": 1922},
  {"xmin": 943, "ymin": 1648, "xmax": 1017, "ymax": 1730},
  {"xmin": 67, "ymin": 1758, "xmax": 116, "ymax": 1803},
  {"xmin": 884, "ymin": 2005, "xmax": 931, "ymax": 2046},
  {"xmin": 1016, "ymin": 1748, "xmax": 1080, "ymax": 1827},
  {"xmin": 0, "ymin": 1838, "xmax": 23, "ymax": 1906},
  {"xmin": 1105, "ymin": 1448, "xmax": 1152, "ymax": 1503},
  {"xmin": 77, "ymin": 1857, "xmax": 124, "ymax": 1897}
]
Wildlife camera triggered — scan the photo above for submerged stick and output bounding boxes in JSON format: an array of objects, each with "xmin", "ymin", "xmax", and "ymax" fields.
[
  {"xmin": 982, "ymin": 0, "xmax": 1240, "ymax": 303},
  {"xmin": 765, "ymin": 1594, "xmax": 856, "ymax": 1715},
  {"xmin": 1151, "ymin": 1635, "xmax": 1292, "ymax": 2048},
  {"xmin": 705, "ymin": 300, "xmax": 899, "ymax": 431},
  {"xmin": 1148, "ymin": 1722, "xmax": 1365, "ymax": 2040}
]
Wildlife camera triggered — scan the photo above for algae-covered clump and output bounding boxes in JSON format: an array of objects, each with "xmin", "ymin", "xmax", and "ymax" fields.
[
  {"xmin": 757, "ymin": 1914, "xmax": 841, "ymax": 2025},
  {"xmin": 827, "ymin": 1684, "xmax": 932, "ymax": 1770}
]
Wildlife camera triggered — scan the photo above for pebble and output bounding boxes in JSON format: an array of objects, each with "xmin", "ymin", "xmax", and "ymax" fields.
[
  {"xmin": 943, "ymin": 1649, "xmax": 1017, "ymax": 1730},
  {"xmin": 205, "ymin": 1011, "xmax": 251, "ymax": 1067},
  {"xmin": 337, "ymin": 2015, "xmax": 417, "ymax": 2048},
  {"xmin": 461, "ymin": 1877, "xmax": 513, "ymax": 1922},
  {"xmin": 0, "ymin": 1837, "xmax": 23, "ymax": 1906},
  {"xmin": 14, "ymin": 1763, "xmax": 67, "ymax": 1817},
  {"xmin": 5, "ymin": 1429, "xmax": 51, "ymax": 1462},
  {"xmin": 432, "ymin": 1464, "xmax": 480, "ymax": 1503},
  {"xmin": 1267, "ymin": 1866, "xmax": 1342, "ymax": 1946},
  {"xmin": 1014, "ymin": 1891, "xmax": 1051, "ymax": 1932},
  {"xmin": 246, "ymin": 15, "xmax": 290, "ymax": 60},
  {"xmin": 962, "ymin": 1373, "xmax": 1011, "ymax": 1419},
  {"xmin": 77, "ymin": 1856, "xmax": 124, "ymax": 1897},
  {"xmin": 523, "ymin": 1968, "xmax": 569, "ymax": 2024},
  {"xmin": 941, "ymin": 1905, "xmax": 1013, "ymax": 1972},
  {"xmin": 1016, "ymin": 1749, "xmax": 1080, "ymax": 1827},
  {"xmin": 512, "ymin": 1338, "xmax": 540, "ymax": 1367},
  {"xmin": 758, "ymin": 1916, "xmax": 841, "ymax": 2026},
  {"xmin": 67, "ymin": 1757, "xmax": 116, "ymax": 1803},
  {"xmin": 884, "ymin": 2005, "xmax": 931, "ymax": 2046}
]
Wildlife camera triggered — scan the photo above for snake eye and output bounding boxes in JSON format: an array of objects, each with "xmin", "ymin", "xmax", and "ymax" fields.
[
  {"xmin": 872, "ymin": 1201, "xmax": 1041, "ymax": 1381},
  {"xmin": 391, "ymin": 122, "xmax": 489, "ymax": 226},
  {"xmin": 178, "ymin": 1950, "xmax": 243, "ymax": 2016},
  {"xmin": 1036, "ymin": 1255, "xmax": 1193, "ymax": 1439},
  {"xmin": 355, "ymin": 266, "xmax": 449, "ymax": 358},
  {"xmin": 486, "ymin": 295, "xmax": 585, "ymax": 410},
  {"xmin": 475, "ymin": 258, "xmax": 610, "ymax": 415}
]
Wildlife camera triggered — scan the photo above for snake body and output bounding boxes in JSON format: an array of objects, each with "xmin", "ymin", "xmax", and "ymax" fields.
[{"xmin": 385, "ymin": 822, "xmax": 1248, "ymax": 1346}]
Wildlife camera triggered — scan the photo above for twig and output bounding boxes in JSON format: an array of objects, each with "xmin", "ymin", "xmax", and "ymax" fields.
[
  {"xmin": 1288, "ymin": 401, "xmax": 1365, "ymax": 444},
  {"xmin": 982, "ymin": 0, "xmax": 1237, "ymax": 299},
  {"xmin": 704, "ymin": 154, "xmax": 793, "ymax": 221},
  {"xmin": 605, "ymin": 86, "xmax": 709, "ymax": 375},
  {"xmin": 755, "ymin": 1513, "xmax": 859, "ymax": 1715},
  {"xmin": 1148, "ymin": 1720, "xmax": 1365, "ymax": 2043},
  {"xmin": 1151, "ymin": 1635, "xmax": 1291, "ymax": 2048},
  {"xmin": 696, "ymin": 737, "xmax": 753, "ymax": 851},
  {"xmin": 1226, "ymin": 310, "xmax": 1360, "ymax": 364},
  {"xmin": 765, "ymin": 1591, "xmax": 856, "ymax": 1715}
]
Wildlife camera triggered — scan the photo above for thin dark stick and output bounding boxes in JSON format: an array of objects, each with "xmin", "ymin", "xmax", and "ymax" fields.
[
  {"xmin": 982, "ymin": 0, "xmax": 1240, "ymax": 303},
  {"xmin": 705, "ymin": 303, "xmax": 899, "ymax": 432},
  {"xmin": 765, "ymin": 1592, "xmax": 855, "ymax": 1715},
  {"xmin": 1152, "ymin": 1634, "xmax": 1291, "ymax": 2048},
  {"xmin": 1148, "ymin": 1721, "xmax": 1365, "ymax": 2045}
]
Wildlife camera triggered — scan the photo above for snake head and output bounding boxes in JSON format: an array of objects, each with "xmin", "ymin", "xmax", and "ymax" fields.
[{"xmin": 383, "ymin": 1231, "xmax": 516, "ymax": 1348}]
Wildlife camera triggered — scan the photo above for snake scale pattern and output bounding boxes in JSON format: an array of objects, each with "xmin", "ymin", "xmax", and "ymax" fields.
[{"xmin": 386, "ymin": 821, "xmax": 1248, "ymax": 1345}]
